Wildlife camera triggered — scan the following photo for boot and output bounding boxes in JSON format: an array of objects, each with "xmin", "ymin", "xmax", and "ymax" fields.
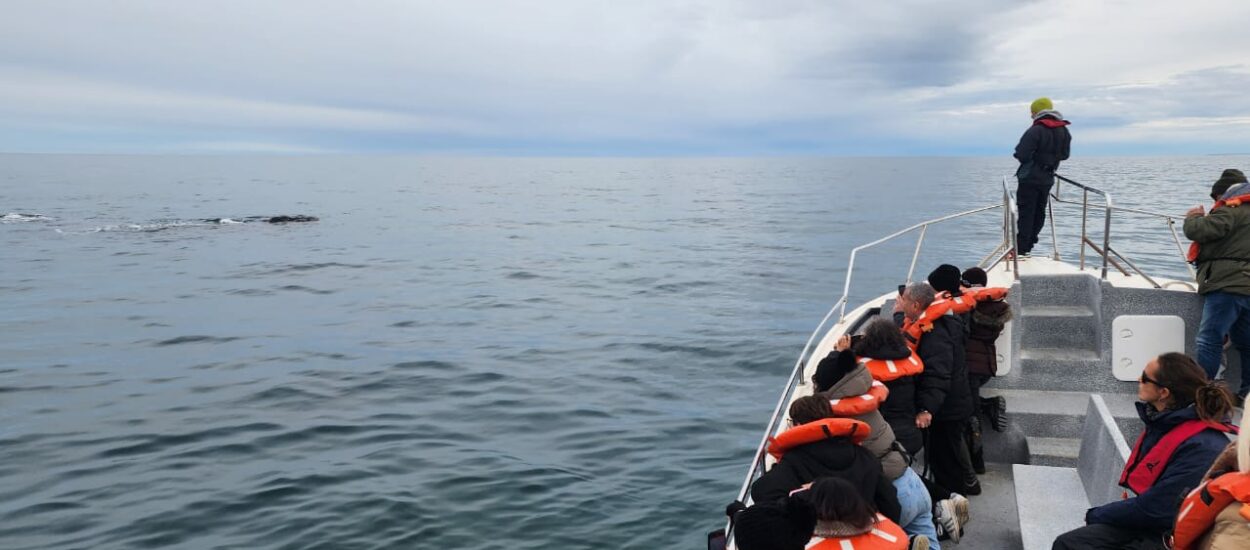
[
  {"xmin": 968, "ymin": 416, "xmax": 986, "ymax": 474},
  {"xmin": 984, "ymin": 396, "xmax": 1008, "ymax": 432}
]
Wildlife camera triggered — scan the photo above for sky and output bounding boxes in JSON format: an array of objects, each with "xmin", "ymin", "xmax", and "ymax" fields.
[{"xmin": 3, "ymin": 0, "xmax": 1250, "ymax": 156}]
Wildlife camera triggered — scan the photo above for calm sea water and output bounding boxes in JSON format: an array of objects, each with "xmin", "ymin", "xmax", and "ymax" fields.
[{"xmin": 2, "ymin": 154, "xmax": 1245, "ymax": 549}]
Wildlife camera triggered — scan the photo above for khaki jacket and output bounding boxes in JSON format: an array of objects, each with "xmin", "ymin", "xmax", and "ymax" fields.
[
  {"xmin": 823, "ymin": 364, "xmax": 909, "ymax": 480},
  {"xmin": 1184, "ymin": 197, "xmax": 1250, "ymax": 295}
]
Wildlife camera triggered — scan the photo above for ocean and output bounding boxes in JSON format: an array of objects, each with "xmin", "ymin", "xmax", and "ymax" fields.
[{"xmin": 1, "ymin": 154, "xmax": 1242, "ymax": 549}]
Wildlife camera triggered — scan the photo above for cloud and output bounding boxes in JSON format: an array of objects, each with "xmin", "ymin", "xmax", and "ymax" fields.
[{"xmin": 1, "ymin": 1, "xmax": 1250, "ymax": 154}]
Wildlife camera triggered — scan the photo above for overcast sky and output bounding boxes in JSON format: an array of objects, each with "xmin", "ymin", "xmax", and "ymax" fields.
[{"xmin": 3, "ymin": 1, "xmax": 1249, "ymax": 155}]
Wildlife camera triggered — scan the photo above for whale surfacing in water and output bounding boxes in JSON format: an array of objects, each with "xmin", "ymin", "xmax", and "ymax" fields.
[{"xmin": 200, "ymin": 215, "xmax": 319, "ymax": 224}]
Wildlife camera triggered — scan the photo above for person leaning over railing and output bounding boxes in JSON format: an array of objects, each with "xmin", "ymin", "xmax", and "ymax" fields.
[
  {"xmin": 748, "ymin": 395, "xmax": 901, "ymax": 524},
  {"xmin": 1051, "ymin": 353, "xmax": 1237, "ymax": 550},
  {"xmin": 1184, "ymin": 169, "xmax": 1250, "ymax": 401},
  {"xmin": 812, "ymin": 320, "xmax": 942, "ymax": 549}
]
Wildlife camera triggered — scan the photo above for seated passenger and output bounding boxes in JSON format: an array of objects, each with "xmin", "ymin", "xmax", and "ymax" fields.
[
  {"xmin": 1052, "ymin": 353, "xmax": 1237, "ymax": 550},
  {"xmin": 1170, "ymin": 393, "xmax": 1250, "ymax": 550},
  {"xmin": 803, "ymin": 477, "xmax": 915, "ymax": 550},
  {"xmin": 750, "ymin": 395, "xmax": 901, "ymax": 523},
  {"xmin": 812, "ymin": 321, "xmax": 940, "ymax": 549},
  {"xmin": 815, "ymin": 317, "xmax": 924, "ymax": 456},
  {"xmin": 731, "ymin": 496, "xmax": 817, "ymax": 550}
]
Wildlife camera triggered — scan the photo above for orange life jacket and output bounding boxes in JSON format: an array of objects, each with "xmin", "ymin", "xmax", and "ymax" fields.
[
  {"xmin": 901, "ymin": 287, "xmax": 1009, "ymax": 349},
  {"xmin": 1187, "ymin": 192, "xmax": 1250, "ymax": 263},
  {"xmin": 806, "ymin": 514, "xmax": 908, "ymax": 550},
  {"xmin": 767, "ymin": 417, "xmax": 871, "ymax": 461},
  {"xmin": 828, "ymin": 380, "xmax": 890, "ymax": 417},
  {"xmin": 1172, "ymin": 471, "xmax": 1250, "ymax": 550},
  {"xmin": 857, "ymin": 350, "xmax": 924, "ymax": 382}
]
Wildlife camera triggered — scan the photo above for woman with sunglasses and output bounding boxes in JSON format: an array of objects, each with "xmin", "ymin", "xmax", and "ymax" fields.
[{"xmin": 1053, "ymin": 353, "xmax": 1238, "ymax": 550}]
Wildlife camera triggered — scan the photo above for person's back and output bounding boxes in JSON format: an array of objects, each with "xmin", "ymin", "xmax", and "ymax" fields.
[
  {"xmin": 1184, "ymin": 172, "xmax": 1250, "ymax": 399},
  {"xmin": 803, "ymin": 478, "xmax": 909, "ymax": 550},
  {"xmin": 1013, "ymin": 97, "xmax": 1072, "ymax": 257},
  {"xmin": 751, "ymin": 396, "xmax": 901, "ymax": 523}
]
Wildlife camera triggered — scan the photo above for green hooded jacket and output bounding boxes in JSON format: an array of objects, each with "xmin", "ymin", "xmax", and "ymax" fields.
[{"xmin": 1184, "ymin": 182, "xmax": 1250, "ymax": 295}]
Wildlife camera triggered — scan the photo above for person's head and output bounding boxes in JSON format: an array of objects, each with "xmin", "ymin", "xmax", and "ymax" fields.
[
  {"xmin": 961, "ymin": 267, "xmax": 988, "ymax": 288},
  {"xmin": 898, "ymin": 283, "xmax": 936, "ymax": 321},
  {"xmin": 788, "ymin": 394, "xmax": 834, "ymax": 426},
  {"xmin": 1030, "ymin": 97, "xmax": 1053, "ymax": 116},
  {"xmin": 1138, "ymin": 352, "xmax": 1235, "ymax": 420},
  {"xmin": 808, "ymin": 477, "xmax": 877, "ymax": 530},
  {"xmin": 1210, "ymin": 168, "xmax": 1248, "ymax": 201},
  {"xmin": 733, "ymin": 497, "xmax": 816, "ymax": 550},
  {"xmin": 852, "ymin": 317, "xmax": 908, "ymax": 358},
  {"xmin": 927, "ymin": 264, "xmax": 962, "ymax": 296}
]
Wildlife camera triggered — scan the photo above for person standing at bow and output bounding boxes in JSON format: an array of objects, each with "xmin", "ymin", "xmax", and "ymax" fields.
[{"xmin": 1013, "ymin": 97, "xmax": 1072, "ymax": 258}]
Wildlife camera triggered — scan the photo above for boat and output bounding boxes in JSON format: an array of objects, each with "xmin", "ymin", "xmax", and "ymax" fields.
[{"xmin": 711, "ymin": 175, "xmax": 1239, "ymax": 549}]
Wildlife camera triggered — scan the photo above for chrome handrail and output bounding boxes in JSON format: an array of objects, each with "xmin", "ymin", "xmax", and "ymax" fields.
[
  {"xmin": 1046, "ymin": 182, "xmax": 1196, "ymax": 280},
  {"xmin": 1053, "ymin": 174, "xmax": 1113, "ymax": 279},
  {"xmin": 1048, "ymin": 175, "xmax": 1197, "ymax": 284}
]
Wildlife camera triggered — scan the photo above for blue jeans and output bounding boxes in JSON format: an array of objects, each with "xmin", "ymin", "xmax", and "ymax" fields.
[
  {"xmin": 1195, "ymin": 290, "xmax": 1250, "ymax": 395},
  {"xmin": 893, "ymin": 468, "xmax": 940, "ymax": 550}
]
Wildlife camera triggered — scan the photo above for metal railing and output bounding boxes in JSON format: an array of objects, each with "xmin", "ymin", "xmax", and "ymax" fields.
[
  {"xmin": 721, "ymin": 173, "xmax": 1196, "ymax": 543},
  {"xmin": 1048, "ymin": 175, "xmax": 1196, "ymax": 285}
]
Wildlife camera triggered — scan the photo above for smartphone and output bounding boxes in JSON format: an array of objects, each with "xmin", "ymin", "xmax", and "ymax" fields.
[
  {"xmin": 850, "ymin": 334, "xmax": 864, "ymax": 347},
  {"xmin": 898, "ymin": 284, "xmax": 906, "ymax": 296}
]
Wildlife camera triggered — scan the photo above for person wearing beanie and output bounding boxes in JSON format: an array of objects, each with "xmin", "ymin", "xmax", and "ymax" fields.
[
  {"xmin": 926, "ymin": 264, "xmax": 963, "ymax": 297},
  {"xmin": 1185, "ymin": 168, "xmax": 1250, "ymax": 400},
  {"xmin": 1013, "ymin": 97, "xmax": 1072, "ymax": 258},
  {"xmin": 1208, "ymin": 168, "xmax": 1247, "ymax": 201},
  {"xmin": 959, "ymin": 267, "xmax": 1013, "ymax": 480}
]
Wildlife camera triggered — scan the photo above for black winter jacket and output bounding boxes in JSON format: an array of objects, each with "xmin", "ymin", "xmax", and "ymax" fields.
[
  {"xmin": 1014, "ymin": 113, "xmax": 1072, "ymax": 186},
  {"xmin": 750, "ymin": 437, "xmax": 901, "ymax": 524},
  {"xmin": 912, "ymin": 313, "xmax": 974, "ymax": 422}
]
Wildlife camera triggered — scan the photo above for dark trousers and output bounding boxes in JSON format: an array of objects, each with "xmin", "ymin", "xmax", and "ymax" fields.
[
  {"xmin": 1016, "ymin": 181, "xmax": 1054, "ymax": 254},
  {"xmin": 927, "ymin": 419, "xmax": 979, "ymax": 495},
  {"xmin": 1052, "ymin": 523, "xmax": 1166, "ymax": 550}
]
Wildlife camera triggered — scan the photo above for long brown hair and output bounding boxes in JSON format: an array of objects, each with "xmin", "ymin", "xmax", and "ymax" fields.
[{"xmin": 1154, "ymin": 352, "xmax": 1236, "ymax": 422}]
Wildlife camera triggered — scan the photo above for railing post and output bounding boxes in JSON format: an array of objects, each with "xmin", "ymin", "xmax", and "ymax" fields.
[
  {"xmin": 906, "ymin": 225, "xmax": 928, "ymax": 284},
  {"xmin": 1101, "ymin": 194, "xmax": 1113, "ymax": 280},
  {"xmin": 1080, "ymin": 188, "xmax": 1089, "ymax": 270}
]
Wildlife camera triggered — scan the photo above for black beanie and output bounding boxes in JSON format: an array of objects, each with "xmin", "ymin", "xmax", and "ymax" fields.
[
  {"xmin": 733, "ymin": 498, "xmax": 816, "ymax": 550},
  {"xmin": 927, "ymin": 264, "xmax": 963, "ymax": 296},
  {"xmin": 1212, "ymin": 168, "xmax": 1248, "ymax": 199},
  {"xmin": 961, "ymin": 267, "xmax": 988, "ymax": 287}
]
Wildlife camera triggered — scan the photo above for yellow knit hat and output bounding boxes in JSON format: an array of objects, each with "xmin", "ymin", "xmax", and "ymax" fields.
[{"xmin": 1030, "ymin": 97, "xmax": 1053, "ymax": 115}]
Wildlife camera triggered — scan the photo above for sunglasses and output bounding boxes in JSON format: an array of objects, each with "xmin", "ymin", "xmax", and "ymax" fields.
[{"xmin": 1139, "ymin": 370, "xmax": 1165, "ymax": 388}]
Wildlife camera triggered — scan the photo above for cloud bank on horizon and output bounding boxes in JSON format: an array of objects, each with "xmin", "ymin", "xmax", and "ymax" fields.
[{"xmin": 3, "ymin": 0, "xmax": 1249, "ymax": 155}]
